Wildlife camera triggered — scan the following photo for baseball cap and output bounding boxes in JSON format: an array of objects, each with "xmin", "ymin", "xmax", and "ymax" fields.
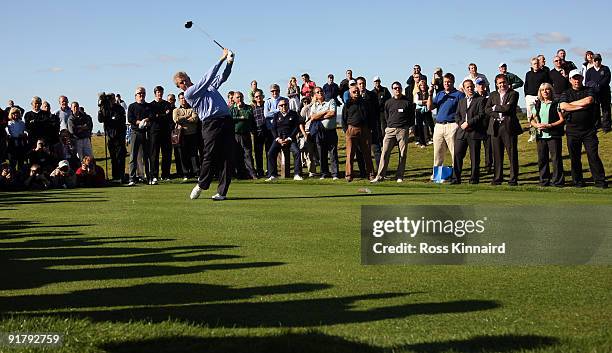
[
  {"xmin": 474, "ymin": 77, "xmax": 485, "ymax": 85},
  {"xmin": 372, "ymin": 76, "xmax": 381, "ymax": 82},
  {"xmin": 568, "ymin": 69, "xmax": 583, "ymax": 78},
  {"xmin": 349, "ymin": 79, "xmax": 357, "ymax": 86},
  {"xmin": 498, "ymin": 62, "xmax": 507, "ymax": 67},
  {"xmin": 58, "ymin": 160, "xmax": 69, "ymax": 168}
]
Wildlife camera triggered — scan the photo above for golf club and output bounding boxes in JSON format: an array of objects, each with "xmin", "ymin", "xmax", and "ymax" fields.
[{"xmin": 184, "ymin": 21, "xmax": 224, "ymax": 49}]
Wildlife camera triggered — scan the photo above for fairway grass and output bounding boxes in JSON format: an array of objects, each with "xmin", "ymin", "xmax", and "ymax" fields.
[{"xmin": 1, "ymin": 181, "xmax": 611, "ymax": 353}]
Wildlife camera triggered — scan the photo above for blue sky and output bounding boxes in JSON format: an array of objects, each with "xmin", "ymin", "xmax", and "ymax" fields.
[{"xmin": 2, "ymin": 0, "xmax": 610, "ymax": 131}]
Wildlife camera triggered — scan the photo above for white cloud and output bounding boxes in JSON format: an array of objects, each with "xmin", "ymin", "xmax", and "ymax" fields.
[
  {"xmin": 38, "ymin": 67, "xmax": 64, "ymax": 73},
  {"xmin": 534, "ymin": 32, "xmax": 571, "ymax": 44},
  {"xmin": 454, "ymin": 33, "xmax": 530, "ymax": 51},
  {"xmin": 110, "ymin": 63, "xmax": 143, "ymax": 68},
  {"xmin": 158, "ymin": 55, "xmax": 178, "ymax": 63}
]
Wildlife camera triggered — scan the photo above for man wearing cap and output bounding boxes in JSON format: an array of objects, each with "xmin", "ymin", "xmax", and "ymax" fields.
[
  {"xmin": 264, "ymin": 84, "xmax": 286, "ymax": 129},
  {"xmin": 498, "ymin": 63, "xmax": 523, "ymax": 90},
  {"xmin": 559, "ymin": 69, "xmax": 608, "ymax": 188},
  {"xmin": 485, "ymin": 74, "xmax": 522, "ymax": 186},
  {"xmin": 585, "ymin": 54, "xmax": 611, "ymax": 132},
  {"xmin": 127, "ymin": 87, "xmax": 152, "ymax": 186},
  {"xmin": 174, "ymin": 47, "xmax": 235, "ymax": 200},
  {"xmin": 549, "ymin": 55, "xmax": 570, "ymax": 96},
  {"xmin": 462, "ymin": 63, "xmax": 490, "ymax": 96},
  {"xmin": 427, "ymin": 73, "xmax": 465, "ymax": 179}
]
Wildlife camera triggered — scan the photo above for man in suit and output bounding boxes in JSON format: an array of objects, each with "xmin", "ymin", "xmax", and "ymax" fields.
[
  {"xmin": 485, "ymin": 74, "xmax": 522, "ymax": 186},
  {"xmin": 451, "ymin": 80, "xmax": 488, "ymax": 184}
]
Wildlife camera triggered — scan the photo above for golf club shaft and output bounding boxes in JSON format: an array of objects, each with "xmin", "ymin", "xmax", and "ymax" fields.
[{"xmin": 193, "ymin": 23, "xmax": 224, "ymax": 49}]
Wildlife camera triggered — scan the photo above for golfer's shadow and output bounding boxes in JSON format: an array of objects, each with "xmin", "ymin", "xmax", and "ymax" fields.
[
  {"xmin": 100, "ymin": 332, "xmax": 560, "ymax": 353},
  {"xmin": 229, "ymin": 191, "xmax": 473, "ymax": 201}
]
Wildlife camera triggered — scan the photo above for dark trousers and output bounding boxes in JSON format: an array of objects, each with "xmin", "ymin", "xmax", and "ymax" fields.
[
  {"xmin": 536, "ymin": 138, "xmax": 564, "ymax": 186},
  {"xmin": 491, "ymin": 128, "xmax": 519, "ymax": 185},
  {"xmin": 316, "ymin": 129, "xmax": 339, "ymax": 178},
  {"xmin": 452, "ymin": 136, "xmax": 482, "ymax": 184},
  {"xmin": 598, "ymin": 91, "xmax": 611, "ymax": 131},
  {"xmin": 180, "ymin": 133, "xmax": 199, "ymax": 177},
  {"xmin": 415, "ymin": 111, "xmax": 432, "ymax": 145},
  {"xmin": 107, "ymin": 137, "xmax": 126, "ymax": 181},
  {"xmin": 173, "ymin": 145, "xmax": 184, "ymax": 177},
  {"xmin": 267, "ymin": 140, "xmax": 301, "ymax": 177},
  {"xmin": 149, "ymin": 130, "xmax": 172, "ymax": 179},
  {"xmin": 566, "ymin": 130, "xmax": 607, "ymax": 187},
  {"xmin": 253, "ymin": 128, "xmax": 273, "ymax": 177},
  {"xmin": 483, "ymin": 135, "xmax": 494, "ymax": 171},
  {"xmin": 234, "ymin": 133, "xmax": 256, "ymax": 179},
  {"xmin": 198, "ymin": 116, "xmax": 234, "ymax": 196},
  {"xmin": 129, "ymin": 131, "xmax": 150, "ymax": 182},
  {"xmin": 7, "ymin": 137, "xmax": 27, "ymax": 173}
]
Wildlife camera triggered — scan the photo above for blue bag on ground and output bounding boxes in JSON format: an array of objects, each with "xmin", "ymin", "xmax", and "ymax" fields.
[{"xmin": 432, "ymin": 166, "xmax": 452, "ymax": 183}]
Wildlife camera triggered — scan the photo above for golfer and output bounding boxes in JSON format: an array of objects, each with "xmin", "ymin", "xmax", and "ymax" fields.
[{"xmin": 174, "ymin": 48, "xmax": 234, "ymax": 200}]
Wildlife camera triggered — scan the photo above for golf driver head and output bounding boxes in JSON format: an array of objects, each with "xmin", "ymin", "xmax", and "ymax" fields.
[{"xmin": 184, "ymin": 21, "xmax": 193, "ymax": 29}]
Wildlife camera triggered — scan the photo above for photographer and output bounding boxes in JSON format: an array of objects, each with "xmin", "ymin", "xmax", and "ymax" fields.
[
  {"xmin": 50, "ymin": 160, "xmax": 76, "ymax": 189},
  {"xmin": 98, "ymin": 93, "xmax": 127, "ymax": 182},
  {"xmin": 76, "ymin": 155, "xmax": 106, "ymax": 187},
  {"xmin": 68, "ymin": 102, "xmax": 94, "ymax": 160}
]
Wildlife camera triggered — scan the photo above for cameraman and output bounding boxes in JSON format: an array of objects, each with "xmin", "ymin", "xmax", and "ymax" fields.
[{"xmin": 98, "ymin": 93, "xmax": 127, "ymax": 182}]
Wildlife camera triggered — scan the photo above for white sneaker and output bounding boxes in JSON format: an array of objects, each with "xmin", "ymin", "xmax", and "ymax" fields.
[
  {"xmin": 308, "ymin": 172, "xmax": 315, "ymax": 177},
  {"xmin": 190, "ymin": 185, "xmax": 202, "ymax": 200},
  {"xmin": 319, "ymin": 176, "xmax": 326, "ymax": 180},
  {"xmin": 265, "ymin": 176, "xmax": 276, "ymax": 182},
  {"xmin": 293, "ymin": 175, "xmax": 304, "ymax": 181},
  {"xmin": 427, "ymin": 140, "xmax": 434, "ymax": 145},
  {"xmin": 370, "ymin": 176, "xmax": 382, "ymax": 183},
  {"xmin": 332, "ymin": 177, "xmax": 339, "ymax": 181},
  {"xmin": 151, "ymin": 177, "xmax": 158, "ymax": 185},
  {"xmin": 397, "ymin": 178, "xmax": 403, "ymax": 183},
  {"xmin": 182, "ymin": 177, "xmax": 189, "ymax": 182},
  {"xmin": 211, "ymin": 193, "xmax": 226, "ymax": 201},
  {"xmin": 128, "ymin": 181, "xmax": 136, "ymax": 186}
]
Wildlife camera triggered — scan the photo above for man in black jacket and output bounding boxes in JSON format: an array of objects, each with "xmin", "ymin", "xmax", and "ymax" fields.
[
  {"xmin": 149, "ymin": 86, "xmax": 173, "ymax": 182},
  {"xmin": 451, "ymin": 80, "xmax": 488, "ymax": 184},
  {"xmin": 406, "ymin": 65, "xmax": 427, "ymax": 95},
  {"xmin": 98, "ymin": 93, "xmax": 127, "ymax": 182},
  {"xmin": 127, "ymin": 87, "xmax": 152, "ymax": 186},
  {"xmin": 356, "ymin": 77, "xmax": 382, "ymax": 171},
  {"xmin": 342, "ymin": 86, "xmax": 375, "ymax": 181},
  {"xmin": 265, "ymin": 98, "xmax": 302, "ymax": 181},
  {"xmin": 486, "ymin": 74, "xmax": 522, "ymax": 186},
  {"xmin": 24, "ymin": 96, "xmax": 60, "ymax": 149},
  {"xmin": 585, "ymin": 54, "xmax": 611, "ymax": 132}
]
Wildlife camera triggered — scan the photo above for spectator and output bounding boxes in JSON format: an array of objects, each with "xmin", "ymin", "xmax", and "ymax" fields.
[
  {"xmin": 76, "ymin": 155, "xmax": 106, "ymax": 187},
  {"xmin": 98, "ymin": 93, "xmax": 127, "ymax": 182},
  {"xmin": 322, "ymin": 74, "xmax": 340, "ymax": 105},
  {"xmin": 167, "ymin": 93, "xmax": 183, "ymax": 179},
  {"xmin": 486, "ymin": 74, "xmax": 522, "ymax": 186},
  {"xmin": 549, "ymin": 55, "xmax": 570, "ymax": 96},
  {"xmin": 227, "ymin": 91, "xmax": 235, "ymax": 108},
  {"xmin": 406, "ymin": 65, "xmax": 427, "ymax": 97},
  {"xmin": 342, "ymin": 85, "xmax": 375, "ymax": 181},
  {"xmin": 414, "ymin": 80, "xmax": 433, "ymax": 147},
  {"xmin": 24, "ymin": 96, "xmax": 60, "ymax": 148},
  {"xmin": 264, "ymin": 84, "xmax": 286, "ymax": 132},
  {"xmin": 28, "ymin": 138, "xmax": 55, "ymax": 175},
  {"xmin": 55, "ymin": 95, "xmax": 72, "ymax": 131},
  {"xmin": 68, "ymin": 101, "xmax": 94, "ymax": 160},
  {"xmin": 371, "ymin": 81, "xmax": 414, "ymax": 183},
  {"xmin": 372, "ymin": 76, "xmax": 391, "ymax": 130},
  {"xmin": 0, "ymin": 162, "xmax": 23, "ymax": 191},
  {"xmin": 560, "ymin": 70, "xmax": 608, "ymax": 188},
  {"xmin": 427, "ymin": 73, "xmax": 465, "ymax": 180},
  {"xmin": 149, "ymin": 86, "xmax": 173, "ymax": 182},
  {"xmin": 230, "ymin": 91, "xmax": 257, "ymax": 179},
  {"xmin": 498, "ymin": 62, "xmax": 524, "ymax": 90},
  {"xmin": 356, "ymin": 76, "xmax": 382, "ymax": 172},
  {"xmin": 49, "ymin": 159, "xmax": 76, "ymax": 189},
  {"xmin": 41, "ymin": 100, "xmax": 52, "ymax": 114},
  {"xmin": 462, "ymin": 63, "xmax": 490, "ymax": 95},
  {"xmin": 580, "ymin": 50, "xmax": 595, "ymax": 80},
  {"xmin": 5, "ymin": 100, "xmax": 25, "ymax": 116},
  {"xmin": 116, "ymin": 94, "xmax": 128, "ymax": 112},
  {"xmin": 299, "ymin": 96, "xmax": 318, "ymax": 177},
  {"xmin": 248, "ymin": 80, "xmax": 260, "ymax": 103},
  {"xmin": 6, "ymin": 108, "xmax": 27, "ymax": 172},
  {"xmin": 585, "ymin": 53, "xmax": 611, "ymax": 132},
  {"xmin": 301, "ymin": 73, "xmax": 316, "ymax": 99},
  {"xmin": 530, "ymin": 83, "xmax": 565, "ymax": 187},
  {"xmin": 251, "ymin": 89, "xmax": 269, "ymax": 178},
  {"xmin": 309, "ymin": 87, "xmax": 339, "ymax": 180},
  {"xmin": 127, "ymin": 86, "xmax": 152, "ymax": 186},
  {"xmin": 51, "ymin": 129, "xmax": 80, "ymax": 170},
  {"xmin": 475, "ymin": 79, "xmax": 493, "ymax": 174},
  {"xmin": 451, "ymin": 79, "xmax": 488, "ymax": 184},
  {"xmin": 173, "ymin": 92, "xmax": 200, "ymax": 181},
  {"xmin": 265, "ymin": 98, "xmax": 302, "ymax": 181},
  {"xmin": 557, "ymin": 48, "xmax": 577, "ymax": 72},
  {"xmin": 339, "ymin": 69, "xmax": 354, "ymax": 103},
  {"xmin": 525, "ymin": 57, "xmax": 552, "ymax": 142},
  {"xmin": 430, "ymin": 68, "xmax": 444, "ymax": 96},
  {"xmin": 287, "ymin": 77, "xmax": 301, "ymax": 112},
  {"xmin": 537, "ymin": 54, "xmax": 550, "ymax": 74},
  {"xmin": 24, "ymin": 163, "xmax": 50, "ymax": 190}
]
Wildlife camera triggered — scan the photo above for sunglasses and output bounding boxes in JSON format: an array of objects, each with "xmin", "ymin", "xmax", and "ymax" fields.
[
  {"xmin": 315, "ymin": 91, "xmax": 323, "ymax": 94},
  {"xmin": 278, "ymin": 103, "xmax": 287, "ymax": 107},
  {"xmin": 254, "ymin": 95, "xmax": 262, "ymax": 98},
  {"xmin": 271, "ymin": 89, "xmax": 279, "ymax": 92},
  {"xmin": 392, "ymin": 87, "xmax": 401, "ymax": 90},
  {"xmin": 136, "ymin": 92, "xmax": 145, "ymax": 96}
]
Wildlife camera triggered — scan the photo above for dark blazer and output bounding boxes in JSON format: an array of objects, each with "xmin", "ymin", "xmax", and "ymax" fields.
[
  {"xmin": 454, "ymin": 95, "xmax": 487, "ymax": 140},
  {"xmin": 485, "ymin": 90, "xmax": 522, "ymax": 136}
]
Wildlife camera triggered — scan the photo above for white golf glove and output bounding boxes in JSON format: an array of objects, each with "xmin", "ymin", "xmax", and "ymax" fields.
[{"xmin": 227, "ymin": 50, "xmax": 235, "ymax": 64}]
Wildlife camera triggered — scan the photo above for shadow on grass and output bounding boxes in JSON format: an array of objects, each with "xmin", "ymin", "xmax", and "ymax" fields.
[
  {"xmin": 19, "ymin": 295, "xmax": 499, "ymax": 328},
  {"xmin": 100, "ymin": 332, "xmax": 559, "ymax": 353},
  {"xmin": 0, "ymin": 190, "xmax": 108, "ymax": 206},
  {"xmin": 230, "ymin": 191, "xmax": 473, "ymax": 201}
]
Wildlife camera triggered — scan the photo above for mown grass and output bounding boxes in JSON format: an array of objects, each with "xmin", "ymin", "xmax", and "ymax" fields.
[{"xmin": 0, "ymin": 125, "xmax": 611, "ymax": 352}]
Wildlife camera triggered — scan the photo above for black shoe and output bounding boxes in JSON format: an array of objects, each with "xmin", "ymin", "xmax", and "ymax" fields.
[
  {"xmin": 490, "ymin": 181, "xmax": 502, "ymax": 186},
  {"xmin": 508, "ymin": 182, "xmax": 518, "ymax": 186},
  {"xmin": 574, "ymin": 182, "xmax": 585, "ymax": 188},
  {"xmin": 449, "ymin": 180, "xmax": 460, "ymax": 185}
]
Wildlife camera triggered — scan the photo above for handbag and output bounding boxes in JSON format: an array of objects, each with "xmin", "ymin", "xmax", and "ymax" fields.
[{"xmin": 171, "ymin": 124, "xmax": 183, "ymax": 145}]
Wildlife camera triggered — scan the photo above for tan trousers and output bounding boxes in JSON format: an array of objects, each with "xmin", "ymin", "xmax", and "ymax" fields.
[
  {"xmin": 345, "ymin": 125, "xmax": 374, "ymax": 179},
  {"xmin": 376, "ymin": 127, "xmax": 408, "ymax": 179},
  {"xmin": 432, "ymin": 122, "xmax": 458, "ymax": 167}
]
